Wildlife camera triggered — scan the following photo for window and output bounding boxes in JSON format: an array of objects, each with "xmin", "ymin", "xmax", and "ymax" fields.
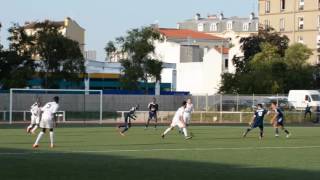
[
  {"xmin": 318, "ymin": 0, "xmax": 320, "ymax": 9},
  {"xmin": 210, "ymin": 23, "xmax": 218, "ymax": 31},
  {"xmin": 197, "ymin": 23, "xmax": 204, "ymax": 32},
  {"xmin": 256, "ymin": 23, "xmax": 259, "ymax": 31},
  {"xmin": 266, "ymin": 0, "xmax": 271, "ymax": 13},
  {"xmin": 316, "ymin": 35, "xmax": 320, "ymax": 49},
  {"xmin": 311, "ymin": 94, "xmax": 320, "ymax": 101},
  {"xmin": 280, "ymin": 18, "xmax": 285, "ymax": 31},
  {"xmin": 227, "ymin": 21, "xmax": 233, "ymax": 30},
  {"xmin": 298, "ymin": 17, "xmax": 304, "ymax": 30},
  {"xmin": 299, "ymin": 0, "xmax": 304, "ymax": 10},
  {"xmin": 298, "ymin": 36, "xmax": 304, "ymax": 43},
  {"xmin": 280, "ymin": 0, "xmax": 286, "ymax": 11},
  {"xmin": 243, "ymin": 23, "xmax": 249, "ymax": 31},
  {"xmin": 264, "ymin": 19, "xmax": 270, "ymax": 29},
  {"xmin": 225, "ymin": 59, "xmax": 229, "ymax": 69}
]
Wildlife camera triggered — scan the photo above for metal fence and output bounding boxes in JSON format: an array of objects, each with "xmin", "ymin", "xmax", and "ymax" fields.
[
  {"xmin": 191, "ymin": 94, "xmax": 290, "ymax": 111},
  {"xmin": 0, "ymin": 92, "xmax": 319, "ymax": 124}
]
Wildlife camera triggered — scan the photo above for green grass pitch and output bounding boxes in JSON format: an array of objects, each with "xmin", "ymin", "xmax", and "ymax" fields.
[{"xmin": 0, "ymin": 125, "xmax": 320, "ymax": 180}]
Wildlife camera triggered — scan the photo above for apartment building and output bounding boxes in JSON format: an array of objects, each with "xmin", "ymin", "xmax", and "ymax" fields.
[{"xmin": 259, "ymin": 0, "xmax": 320, "ymax": 64}]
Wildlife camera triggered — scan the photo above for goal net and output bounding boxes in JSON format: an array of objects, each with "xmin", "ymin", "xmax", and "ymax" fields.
[{"xmin": 9, "ymin": 88, "xmax": 103, "ymax": 124}]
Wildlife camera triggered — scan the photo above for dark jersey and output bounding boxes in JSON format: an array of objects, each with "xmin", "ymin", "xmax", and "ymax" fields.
[
  {"xmin": 254, "ymin": 109, "xmax": 268, "ymax": 125},
  {"xmin": 125, "ymin": 107, "xmax": 137, "ymax": 123},
  {"xmin": 148, "ymin": 103, "xmax": 159, "ymax": 112},
  {"xmin": 275, "ymin": 108, "xmax": 284, "ymax": 123},
  {"xmin": 275, "ymin": 108, "xmax": 284, "ymax": 120}
]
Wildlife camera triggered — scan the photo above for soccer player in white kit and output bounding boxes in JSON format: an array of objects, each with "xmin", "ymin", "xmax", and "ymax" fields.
[
  {"xmin": 184, "ymin": 98, "xmax": 194, "ymax": 126},
  {"xmin": 33, "ymin": 96, "xmax": 59, "ymax": 149},
  {"xmin": 27, "ymin": 100, "xmax": 41, "ymax": 134},
  {"xmin": 161, "ymin": 101, "xmax": 192, "ymax": 140}
]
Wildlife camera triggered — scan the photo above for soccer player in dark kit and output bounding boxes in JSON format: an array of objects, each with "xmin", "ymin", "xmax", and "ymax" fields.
[
  {"xmin": 118, "ymin": 105, "xmax": 139, "ymax": 136},
  {"xmin": 145, "ymin": 97, "xmax": 159, "ymax": 129},
  {"xmin": 243, "ymin": 104, "xmax": 269, "ymax": 140},
  {"xmin": 271, "ymin": 102, "xmax": 291, "ymax": 138}
]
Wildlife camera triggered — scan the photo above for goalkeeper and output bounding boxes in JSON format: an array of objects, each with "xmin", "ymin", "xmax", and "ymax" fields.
[{"xmin": 118, "ymin": 105, "xmax": 139, "ymax": 136}]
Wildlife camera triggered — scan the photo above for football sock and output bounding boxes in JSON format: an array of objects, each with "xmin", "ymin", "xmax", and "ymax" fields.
[
  {"xmin": 275, "ymin": 128, "xmax": 279, "ymax": 134},
  {"xmin": 182, "ymin": 128, "xmax": 188, "ymax": 137},
  {"xmin": 49, "ymin": 131, "xmax": 54, "ymax": 145},
  {"xmin": 163, "ymin": 127, "xmax": 172, "ymax": 135},
  {"xmin": 260, "ymin": 131, "xmax": 263, "ymax": 137},
  {"xmin": 243, "ymin": 128, "xmax": 251, "ymax": 136},
  {"xmin": 122, "ymin": 128, "xmax": 128, "ymax": 133},
  {"xmin": 31, "ymin": 125, "xmax": 38, "ymax": 133},
  {"xmin": 284, "ymin": 129, "xmax": 290, "ymax": 134},
  {"xmin": 34, "ymin": 131, "xmax": 44, "ymax": 145},
  {"xmin": 27, "ymin": 124, "xmax": 33, "ymax": 131}
]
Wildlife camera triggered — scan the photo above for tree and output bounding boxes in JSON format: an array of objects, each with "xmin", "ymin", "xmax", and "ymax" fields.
[
  {"xmin": 233, "ymin": 27, "xmax": 289, "ymax": 73},
  {"xmin": 220, "ymin": 40, "xmax": 315, "ymax": 94},
  {"xmin": 105, "ymin": 26, "xmax": 163, "ymax": 91},
  {"xmin": 0, "ymin": 50, "xmax": 35, "ymax": 89},
  {"xmin": 8, "ymin": 21, "xmax": 85, "ymax": 88},
  {"xmin": 0, "ymin": 22, "xmax": 2, "ymax": 50},
  {"xmin": 0, "ymin": 24, "xmax": 36, "ymax": 89},
  {"xmin": 284, "ymin": 43, "xmax": 312, "ymax": 68}
]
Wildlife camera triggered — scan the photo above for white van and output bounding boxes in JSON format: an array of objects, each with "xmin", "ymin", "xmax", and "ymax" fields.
[{"xmin": 288, "ymin": 90, "xmax": 320, "ymax": 110}]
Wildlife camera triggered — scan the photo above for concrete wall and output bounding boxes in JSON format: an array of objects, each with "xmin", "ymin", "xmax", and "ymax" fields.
[
  {"xmin": 0, "ymin": 93, "xmax": 186, "ymax": 112},
  {"xmin": 176, "ymin": 48, "xmax": 225, "ymax": 95}
]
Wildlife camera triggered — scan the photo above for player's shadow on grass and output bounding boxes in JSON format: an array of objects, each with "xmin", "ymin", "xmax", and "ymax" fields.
[{"xmin": 0, "ymin": 147, "xmax": 319, "ymax": 180}]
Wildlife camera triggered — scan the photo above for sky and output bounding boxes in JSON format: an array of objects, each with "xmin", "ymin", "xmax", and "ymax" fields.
[{"xmin": 0, "ymin": 0, "xmax": 257, "ymax": 60}]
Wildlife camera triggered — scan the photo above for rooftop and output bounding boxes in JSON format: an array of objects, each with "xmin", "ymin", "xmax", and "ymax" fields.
[
  {"xmin": 24, "ymin": 20, "xmax": 64, "ymax": 29},
  {"xmin": 214, "ymin": 47, "xmax": 229, "ymax": 54},
  {"xmin": 158, "ymin": 28, "xmax": 224, "ymax": 40}
]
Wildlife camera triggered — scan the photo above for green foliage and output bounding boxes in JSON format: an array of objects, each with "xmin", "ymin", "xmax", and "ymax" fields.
[
  {"xmin": 220, "ymin": 38, "xmax": 314, "ymax": 94},
  {"xmin": 233, "ymin": 27, "xmax": 289, "ymax": 73},
  {"xmin": 7, "ymin": 21, "xmax": 85, "ymax": 89},
  {"xmin": 105, "ymin": 26, "xmax": 163, "ymax": 91},
  {"xmin": 0, "ymin": 24, "xmax": 35, "ymax": 89},
  {"xmin": 284, "ymin": 43, "xmax": 313, "ymax": 68},
  {"xmin": 0, "ymin": 50, "xmax": 35, "ymax": 89}
]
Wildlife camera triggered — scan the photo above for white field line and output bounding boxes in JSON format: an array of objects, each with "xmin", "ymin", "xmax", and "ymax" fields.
[{"xmin": 1, "ymin": 145, "xmax": 320, "ymax": 155}]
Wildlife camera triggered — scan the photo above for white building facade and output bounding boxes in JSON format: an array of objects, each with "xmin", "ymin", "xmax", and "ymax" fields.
[{"xmin": 153, "ymin": 28, "xmax": 233, "ymax": 95}]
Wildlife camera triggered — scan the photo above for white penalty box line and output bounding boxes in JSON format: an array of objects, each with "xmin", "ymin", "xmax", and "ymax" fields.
[{"xmin": 1, "ymin": 145, "xmax": 320, "ymax": 155}]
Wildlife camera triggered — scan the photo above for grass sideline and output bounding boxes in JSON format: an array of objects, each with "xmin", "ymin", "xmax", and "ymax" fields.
[{"xmin": 0, "ymin": 125, "xmax": 320, "ymax": 180}]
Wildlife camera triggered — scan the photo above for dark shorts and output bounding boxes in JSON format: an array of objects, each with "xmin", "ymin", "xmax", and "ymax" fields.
[
  {"xmin": 276, "ymin": 118, "xmax": 284, "ymax": 126},
  {"xmin": 251, "ymin": 122, "xmax": 263, "ymax": 130},
  {"xmin": 148, "ymin": 111, "xmax": 157, "ymax": 120}
]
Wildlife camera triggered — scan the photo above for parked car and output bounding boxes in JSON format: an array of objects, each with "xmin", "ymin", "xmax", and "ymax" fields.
[{"xmin": 257, "ymin": 96, "xmax": 291, "ymax": 110}]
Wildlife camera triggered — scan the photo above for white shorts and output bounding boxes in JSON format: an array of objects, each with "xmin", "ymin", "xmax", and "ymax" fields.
[
  {"xmin": 40, "ymin": 117, "xmax": 54, "ymax": 129},
  {"xmin": 183, "ymin": 113, "xmax": 191, "ymax": 124},
  {"xmin": 31, "ymin": 115, "xmax": 40, "ymax": 124},
  {"xmin": 170, "ymin": 119, "xmax": 185, "ymax": 128}
]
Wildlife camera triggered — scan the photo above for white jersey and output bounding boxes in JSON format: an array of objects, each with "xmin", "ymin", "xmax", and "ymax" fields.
[
  {"xmin": 184, "ymin": 103, "xmax": 194, "ymax": 114},
  {"xmin": 30, "ymin": 103, "xmax": 41, "ymax": 124},
  {"xmin": 171, "ymin": 106, "xmax": 185, "ymax": 128},
  {"xmin": 30, "ymin": 103, "xmax": 41, "ymax": 117},
  {"xmin": 173, "ymin": 107, "xmax": 185, "ymax": 123},
  {"xmin": 41, "ymin": 102, "xmax": 59, "ymax": 120}
]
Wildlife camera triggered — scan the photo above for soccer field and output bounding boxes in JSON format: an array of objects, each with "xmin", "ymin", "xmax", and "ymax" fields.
[{"xmin": 0, "ymin": 125, "xmax": 320, "ymax": 180}]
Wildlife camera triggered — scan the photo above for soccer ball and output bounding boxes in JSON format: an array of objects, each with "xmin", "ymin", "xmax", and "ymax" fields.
[{"xmin": 213, "ymin": 116, "xmax": 218, "ymax": 122}]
